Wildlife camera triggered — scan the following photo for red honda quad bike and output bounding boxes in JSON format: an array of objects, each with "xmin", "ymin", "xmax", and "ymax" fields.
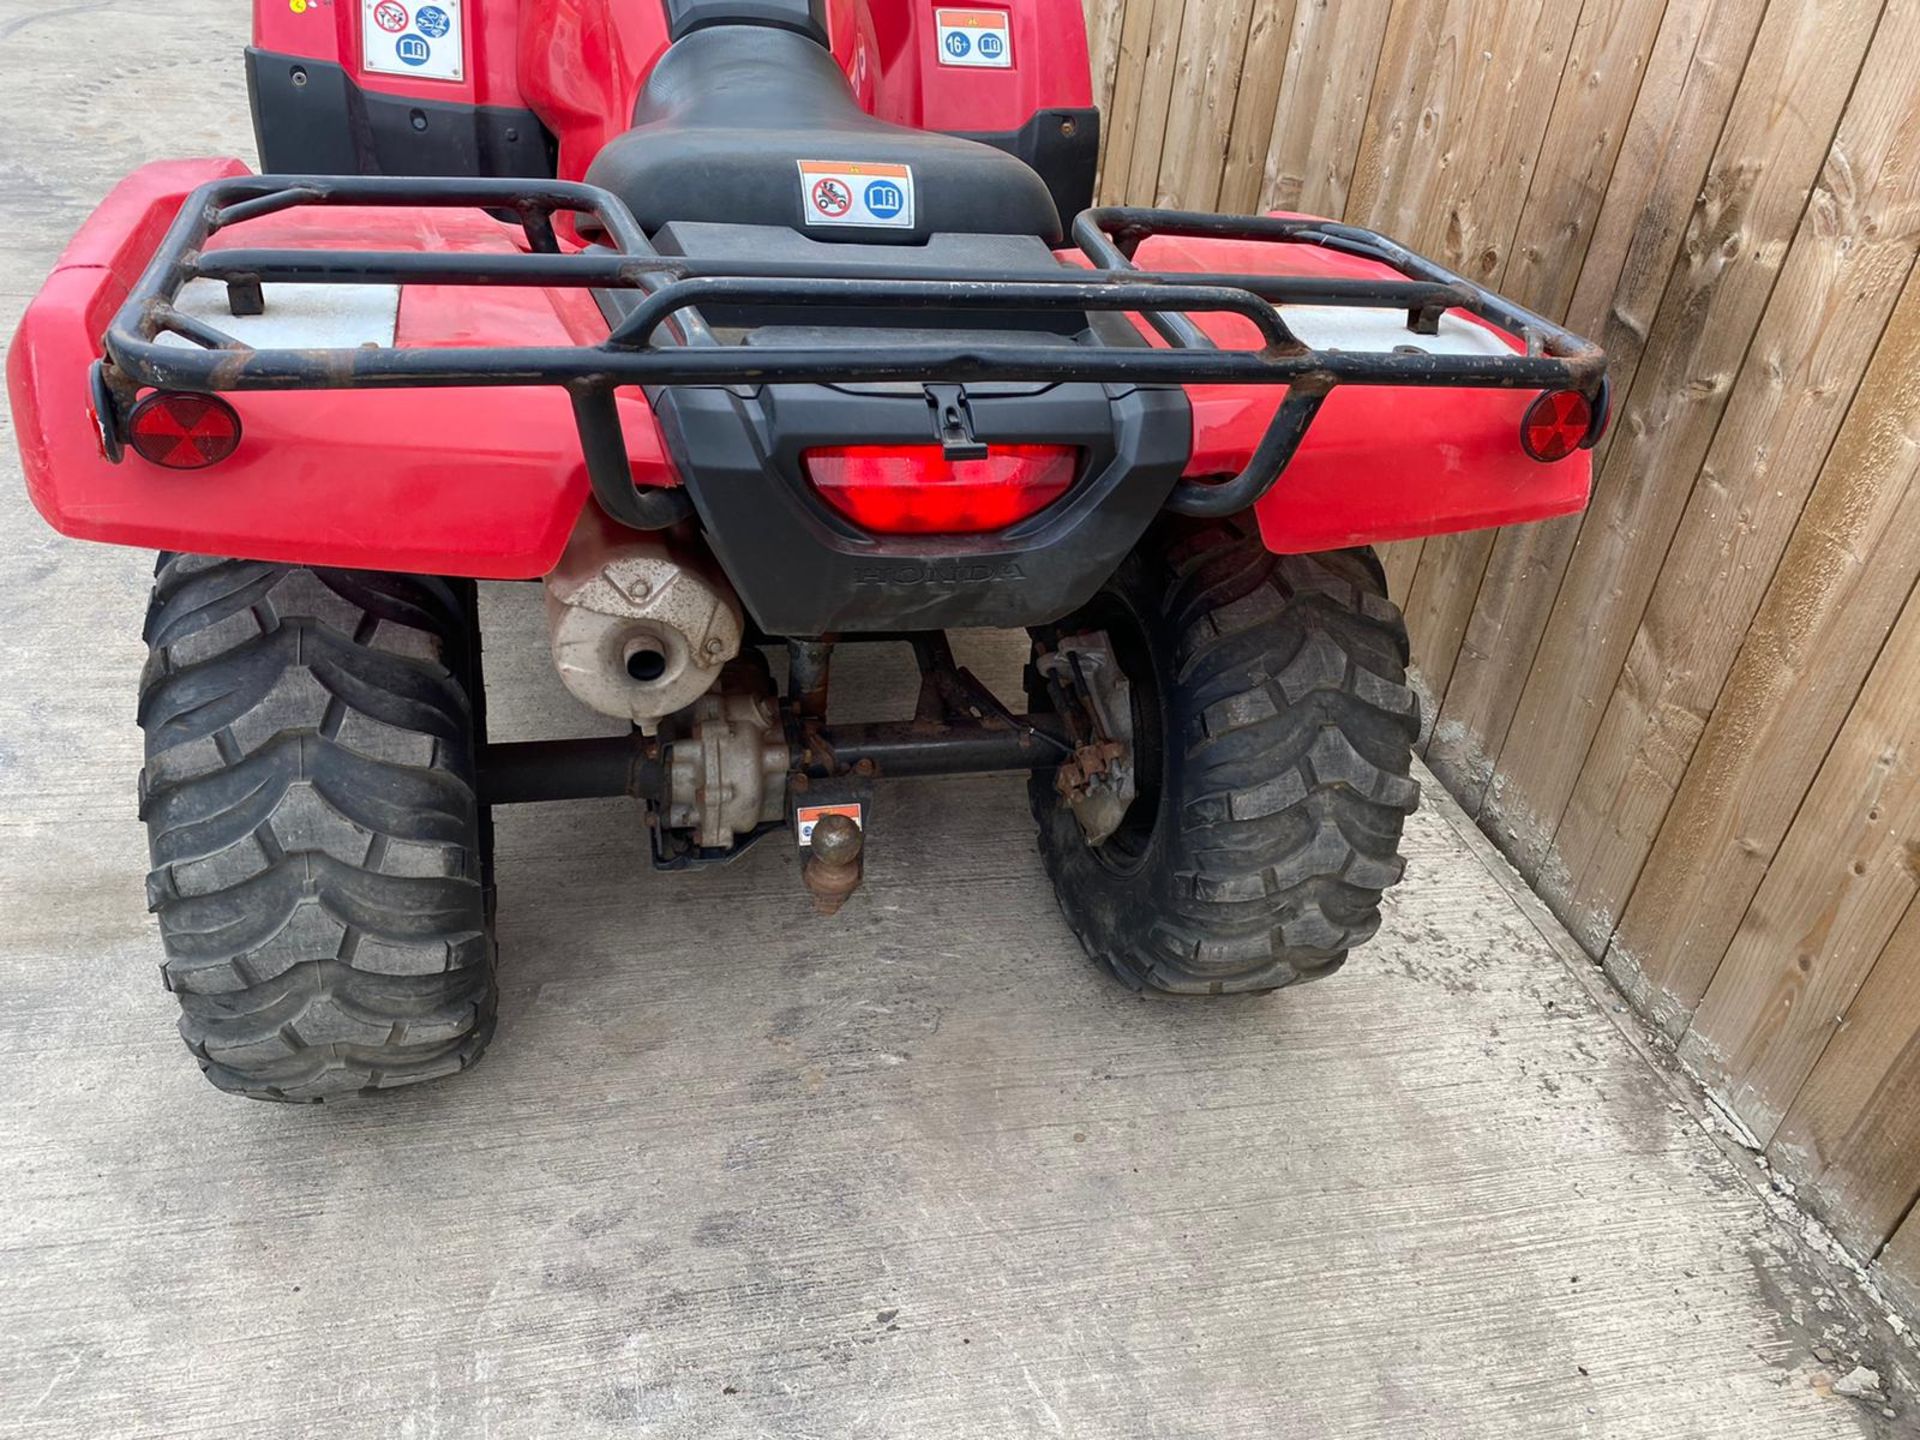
[{"xmin": 8, "ymin": 0, "xmax": 1606, "ymax": 1101}]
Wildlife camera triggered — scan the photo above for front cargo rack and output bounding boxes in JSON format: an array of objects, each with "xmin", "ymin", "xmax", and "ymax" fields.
[{"xmin": 98, "ymin": 174, "xmax": 1607, "ymax": 526}]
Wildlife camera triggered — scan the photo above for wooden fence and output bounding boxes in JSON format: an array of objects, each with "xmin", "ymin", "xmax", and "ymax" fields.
[{"xmin": 1083, "ymin": 0, "xmax": 1920, "ymax": 1314}]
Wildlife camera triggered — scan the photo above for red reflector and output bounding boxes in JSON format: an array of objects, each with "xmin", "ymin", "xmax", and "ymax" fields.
[
  {"xmin": 804, "ymin": 444, "xmax": 1078, "ymax": 534},
  {"xmin": 1520, "ymin": 389, "xmax": 1593, "ymax": 463},
  {"xmin": 126, "ymin": 391, "xmax": 242, "ymax": 469}
]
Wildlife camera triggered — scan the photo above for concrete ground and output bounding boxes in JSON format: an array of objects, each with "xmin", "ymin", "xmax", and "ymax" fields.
[{"xmin": 1, "ymin": 3, "xmax": 1915, "ymax": 1436}]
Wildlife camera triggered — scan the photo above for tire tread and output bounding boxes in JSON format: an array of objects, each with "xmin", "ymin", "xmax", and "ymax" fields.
[
  {"xmin": 139, "ymin": 555, "xmax": 495, "ymax": 1100},
  {"xmin": 1033, "ymin": 523, "xmax": 1420, "ymax": 995}
]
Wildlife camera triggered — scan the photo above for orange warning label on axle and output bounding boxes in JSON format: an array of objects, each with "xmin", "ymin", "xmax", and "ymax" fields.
[{"xmin": 795, "ymin": 803, "xmax": 864, "ymax": 846}]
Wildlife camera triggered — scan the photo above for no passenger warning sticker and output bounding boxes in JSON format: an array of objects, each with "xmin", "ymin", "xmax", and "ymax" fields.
[
  {"xmin": 362, "ymin": 0, "xmax": 465, "ymax": 82},
  {"xmin": 797, "ymin": 160, "xmax": 915, "ymax": 229},
  {"xmin": 935, "ymin": 8, "xmax": 1012, "ymax": 68}
]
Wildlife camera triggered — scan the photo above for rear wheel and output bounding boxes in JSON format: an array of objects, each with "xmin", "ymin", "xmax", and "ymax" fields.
[
  {"xmin": 138, "ymin": 555, "xmax": 496, "ymax": 1100},
  {"xmin": 1027, "ymin": 521, "xmax": 1420, "ymax": 994}
]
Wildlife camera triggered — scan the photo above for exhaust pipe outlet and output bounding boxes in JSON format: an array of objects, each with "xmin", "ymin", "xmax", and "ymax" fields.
[{"xmin": 543, "ymin": 506, "xmax": 743, "ymax": 733}]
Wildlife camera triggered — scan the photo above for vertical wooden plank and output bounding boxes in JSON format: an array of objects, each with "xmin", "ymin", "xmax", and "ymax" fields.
[
  {"xmin": 1474, "ymin": 0, "xmax": 1886, "ymax": 884},
  {"xmin": 1114, "ymin": 0, "xmax": 1193, "ymax": 204},
  {"xmin": 1379, "ymin": 537, "xmax": 1426, "ymax": 608},
  {"xmin": 1768, "ymin": 899, "xmax": 1920, "ymax": 1260},
  {"xmin": 1095, "ymin": 0, "xmax": 1164, "ymax": 205},
  {"xmin": 1402, "ymin": 530, "xmax": 1495, "ymax": 699},
  {"xmin": 1402, "ymin": 532, "xmax": 1503, "ymax": 708},
  {"xmin": 1215, "ymin": 0, "xmax": 1300, "ymax": 214},
  {"xmin": 1345, "ymin": 0, "xmax": 1584, "ymax": 279},
  {"xmin": 1559, "ymin": 0, "xmax": 1771, "ymax": 347},
  {"xmin": 1084, "ymin": 0, "xmax": 1128, "ymax": 127},
  {"xmin": 1396, "ymin": 0, "xmax": 1670, "ymax": 692},
  {"xmin": 1501, "ymin": 0, "xmax": 1672, "ymax": 318},
  {"xmin": 1424, "ymin": 0, "xmax": 1767, "ymax": 812},
  {"xmin": 1152, "ymin": 0, "xmax": 1260, "ymax": 210},
  {"xmin": 1609, "ymin": 268, "xmax": 1920, "ymax": 1032},
  {"xmin": 1548, "ymin": 17, "xmax": 1920, "ymax": 949},
  {"xmin": 1681, "ymin": 575, "xmax": 1920, "ymax": 1142},
  {"xmin": 1342, "ymin": 0, "xmax": 1476, "ymax": 230},
  {"xmin": 1258, "ymin": 0, "xmax": 1393, "ymax": 218},
  {"xmin": 1877, "ymin": 1209, "xmax": 1920, "ymax": 1321}
]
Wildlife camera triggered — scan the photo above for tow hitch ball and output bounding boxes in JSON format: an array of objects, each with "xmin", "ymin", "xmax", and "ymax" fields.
[{"xmin": 803, "ymin": 813, "xmax": 864, "ymax": 915}]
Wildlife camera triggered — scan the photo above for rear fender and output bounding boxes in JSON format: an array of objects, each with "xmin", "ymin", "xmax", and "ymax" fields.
[
  {"xmin": 1125, "ymin": 231, "xmax": 1594, "ymax": 554},
  {"xmin": 9, "ymin": 160, "xmax": 671, "ymax": 579}
]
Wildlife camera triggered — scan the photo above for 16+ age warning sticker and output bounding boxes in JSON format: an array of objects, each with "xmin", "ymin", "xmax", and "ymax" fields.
[
  {"xmin": 935, "ymin": 8, "xmax": 1011, "ymax": 67},
  {"xmin": 797, "ymin": 161, "xmax": 915, "ymax": 229},
  {"xmin": 362, "ymin": 0, "xmax": 464, "ymax": 82}
]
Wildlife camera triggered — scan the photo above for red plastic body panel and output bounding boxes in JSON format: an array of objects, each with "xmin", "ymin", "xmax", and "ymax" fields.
[
  {"xmin": 255, "ymin": 0, "xmax": 531, "ymax": 110},
  {"xmin": 859, "ymin": 1, "xmax": 1091, "ymax": 133},
  {"xmin": 517, "ymin": 0, "xmax": 672, "ymax": 182},
  {"xmin": 514, "ymin": 0, "xmax": 1091, "ymax": 181},
  {"xmin": 253, "ymin": 0, "xmax": 1094, "ymax": 241},
  {"xmin": 1116, "ymin": 232, "xmax": 1594, "ymax": 554},
  {"xmin": 8, "ymin": 160, "xmax": 676, "ymax": 579}
]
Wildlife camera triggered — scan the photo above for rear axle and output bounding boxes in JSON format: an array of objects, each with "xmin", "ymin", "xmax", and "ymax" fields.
[{"xmin": 476, "ymin": 710, "xmax": 1069, "ymax": 807}]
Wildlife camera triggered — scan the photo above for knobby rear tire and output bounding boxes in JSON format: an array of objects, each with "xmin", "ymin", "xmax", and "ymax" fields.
[
  {"xmin": 1029, "ymin": 521, "xmax": 1421, "ymax": 994},
  {"xmin": 138, "ymin": 555, "xmax": 496, "ymax": 1101}
]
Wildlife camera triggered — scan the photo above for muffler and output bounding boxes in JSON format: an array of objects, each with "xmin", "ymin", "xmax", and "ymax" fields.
[{"xmin": 543, "ymin": 505, "xmax": 743, "ymax": 733}]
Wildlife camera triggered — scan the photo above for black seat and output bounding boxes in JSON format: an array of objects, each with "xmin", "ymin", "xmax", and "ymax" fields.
[{"xmin": 583, "ymin": 23, "xmax": 1064, "ymax": 244}]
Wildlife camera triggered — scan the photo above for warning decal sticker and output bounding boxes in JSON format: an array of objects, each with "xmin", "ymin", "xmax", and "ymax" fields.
[
  {"xmin": 362, "ymin": 0, "xmax": 465, "ymax": 82},
  {"xmin": 797, "ymin": 160, "xmax": 916, "ymax": 230},
  {"xmin": 795, "ymin": 803, "xmax": 863, "ymax": 847},
  {"xmin": 935, "ymin": 8, "xmax": 1011, "ymax": 68}
]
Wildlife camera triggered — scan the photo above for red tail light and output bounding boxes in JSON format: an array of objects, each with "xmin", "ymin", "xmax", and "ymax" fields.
[
  {"xmin": 1520, "ymin": 389, "xmax": 1593, "ymax": 463},
  {"xmin": 804, "ymin": 444, "xmax": 1079, "ymax": 534},
  {"xmin": 126, "ymin": 391, "xmax": 242, "ymax": 469}
]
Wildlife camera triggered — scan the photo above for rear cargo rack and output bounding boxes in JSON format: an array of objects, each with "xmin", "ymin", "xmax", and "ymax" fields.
[{"xmin": 98, "ymin": 174, "xmax": 1606, "ymax": 525}]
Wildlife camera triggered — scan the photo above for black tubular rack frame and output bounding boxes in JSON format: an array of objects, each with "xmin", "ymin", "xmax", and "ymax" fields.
[{"xmin": 97, "ymin": 175, "xmax": 1608, "ymax": 520}]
